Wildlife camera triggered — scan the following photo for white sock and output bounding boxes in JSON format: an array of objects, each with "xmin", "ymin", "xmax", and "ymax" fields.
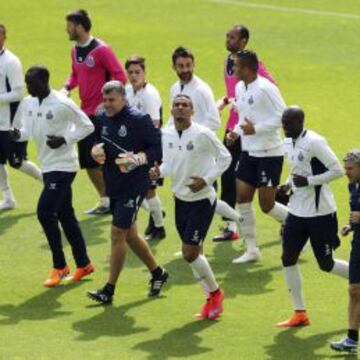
[
  {"xmin": 141, "ymin": 199, "xmax": 150, "ymax": 212},
  {"xmin": 19, "ymin": 161, "xmax": 42, "ymax": 182},
  {"xmin": 100, "ymin": 196, "xmax": 110, "ymax": 208},
  {"xmin": 331, "ymin": 259, "xmax": 349, "ymax": 279},
  {"xmin": 189, "ymin": 255, "xmax": 218, "ymax": 293},
  {"xmin": 238, "ymin": 202, "xmax": 256, "ymax": 251},
  {"xmin": 147, "ymin": 195, "xmax": 163, "ymax": 227},
  {"xmin": 191, "ymin": 267, "xmax": 210, "ymax": 298},
  {"xmin": 284, "ymin": 265, "xmax": 305, "ymax": 311},
  {"xmin": 216, "ymin": 199, "xmax": 241, "ymax": 228},
  {"xmin": 0, "ymin": 164, "xmax": 15, "ymax": 202},
  {"xmin": 227, "ymin": 221, "xmax": 237, "ymax": 232},
  {"xmin": 268, "ymin": 202, "xmax": 288, "ymax": 223}
]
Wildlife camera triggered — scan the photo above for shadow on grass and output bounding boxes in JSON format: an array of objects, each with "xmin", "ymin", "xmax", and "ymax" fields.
[
  {"xmin": 0, "ymin": 283, "xmax": 82, "ymax": 325},
  {"xmin": 0, "ymin": 211, "xmax": 35, "ymax": 236},
  {"xmin": 265, "ymin": 327, "xmax": 347, "ymax": 359},
  {"xmin": 72, "ymin": 298, "xmax": 151, "ymax": 340},
  {"xmin": 133, "ymin": 319, "xmax": 216, "ymax": 360}
]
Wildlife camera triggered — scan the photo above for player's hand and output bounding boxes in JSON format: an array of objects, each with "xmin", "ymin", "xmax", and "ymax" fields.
[
  {"xmin": 91, "ymin": 143, "xmax": 106, "ymax": 164},
  {"xmin": 9, "ymin": 128, "xmax": 21, "ymax": 141},
  {"xmin": 46, "ymin": 135, "xmax": 66, "ymax": 149},
  {"xmin": 277, "ymin": 183, "xmax": 291, "ymax": 196},
  {"xmin": 187, "ymin": 176, "xmax": 207, "ymax": 193},
  {"xmin": 350, "ymin": 211, "xmax": 360, "ymax": 224},
  {"xmin": 341, "ymin": 224, "xmax": 352, "ymax": 236},
  {"xmin": 226, "ymin": 131, "xmax": 239, "ymax": 146},
  {"xmin": 217, "ymin": 96, "xmax": 230, "ymax": 111},
  {"xmin": 59, "ymin": 87, "xmax": 70, "ymax": 97},
  {"xmin": 115, "ymin": 152, "xmax": 147, "ymax": 173},
  {"xmin": 149, "ymin": 161, "xmax": 161, "ymax": 180},
  {"xmin": 240, "ymin": 118, "xmax": 255, "ymax": 135},
  {"xmin": 292, "ymin": 174, "xmax": 309, "ymax": 187}
]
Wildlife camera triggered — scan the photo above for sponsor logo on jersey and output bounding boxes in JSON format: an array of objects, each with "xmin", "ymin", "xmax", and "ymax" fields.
[
  {"xmin": 248, "ymin": 96, "xmax": 254, "ymax": 105},
  {"xmin": 118, "ymin": 125, "xmax": 127, "ymax": 137},
  {"xmin": 298, "ymin": 152, "xmax": 304, "ymax": 161},
  {"xmin": 46, "ymin": 110, "xmax": 54, "ymax": 120},
  {"xmin": 86, "ymin": 56, "xmax": 95, "ymax": 68},
  {"xmin": 168, "ymin": 142, "xmax": 173, "ymax": 149},
  {"xmin": 186, "ymin": 141, "xmax": 194, "ymax": 151}
]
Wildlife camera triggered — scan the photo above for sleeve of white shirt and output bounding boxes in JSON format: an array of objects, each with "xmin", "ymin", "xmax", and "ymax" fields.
[
  {"xmin": 18, "ymin": 102, "xmax": 33, "ymax": 141},
  {"xmin": 0, "ymin": 57, "xmax": 23, "ymax": 104},
  {"xmin": 253, "ymin": 84, "xmax": 286, "ymax": 134},
  {"xmin": 159, "ymin": 131, "xmax": 172, "ymax": 177},
  {"xmin": 307, "ymin": 138, "xmax": 344, "ymax": 186},
  {"xmin": 166, "ymin": 85, "xmax": 176, "ymax": 127},
  {"xmin": 61, "ymin": 99, "xmax": 94, "ymax": 145},
  {"xmin": 196, "ymin": 86, "xmax": 221, "ymax": 131},
  {"xmin": 142, "ymin": 87, "xmax": 161, "ymax": 123},
  {"xmin": 200, "ymin": 129, "xmax": 231, "ymax": 185},
  {"xmin": 233, "ymin": 83, "xmax": 243, "ymax": 136}
]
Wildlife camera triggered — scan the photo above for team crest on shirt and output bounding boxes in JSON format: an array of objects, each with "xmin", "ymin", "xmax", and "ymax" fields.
[
  {"xmin": 86, "ymin": 56, "xmax": 95, "ymax": 68},
  {"xmin": 168, "ymin": 142, "xmax": 173, "ymax": 149},
  {"xmin": 248, "ymin": 96, "xmax": 254, "ymax": 105},
  {"xmin": 101, "ymin": 126, "xmax": 109, "ymax": 136},
  {"xmin": 118, "ymin": 125, "xmax": 127, "ymax": 137},
  {"xmin": 186, "ymin": 141, "xmax": 194, "ymax": 151},
  {"xmin": 46, "ymin": 110, "xmax": 54, "ymax": 120},
  {"xmin": 298, "ymin": 152, "xmax": 304, "ymax": 161},
  {"xmin": 28, "ymin": 110, "xmax": 32, "ymax": 116}
]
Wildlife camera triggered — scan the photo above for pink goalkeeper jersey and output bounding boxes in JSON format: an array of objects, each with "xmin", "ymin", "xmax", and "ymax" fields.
[
  {"xmin": 66, "ymin": 38, "xmax": 127, "ymax": 116},
  {"xmin": 224, "ymin": 55, "xmax": 276, "ymax": 130}
]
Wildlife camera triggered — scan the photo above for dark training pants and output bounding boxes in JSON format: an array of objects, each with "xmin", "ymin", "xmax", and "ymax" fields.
[{"xmin": 37, "ymin": 171, "xmax": 90, "ymax": 269}]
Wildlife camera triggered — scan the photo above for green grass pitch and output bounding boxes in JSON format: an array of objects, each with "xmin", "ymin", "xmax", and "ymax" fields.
[{"xmin": 0, "ymin": 0, "xmax": 359, "ymax": 359}]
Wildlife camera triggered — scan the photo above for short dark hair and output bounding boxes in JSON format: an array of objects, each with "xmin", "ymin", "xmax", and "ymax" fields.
[
  {"xmin": 236, "ymin": 49, "xmax": 258, "ymax": 72},
  {"xmin": 125, "ymin": 55, "xmax": 146, "ymax": 71},
  {"xmin": 26, "ymin": 65, "xmax": 50, "ymax": 83},
  {"xmin": 173, "ymin": 94, "xmax": 193, "ymax": 108},
  {"xmin": 66, "ymin": 9, "xmax": 92, "ymax": 32},
  {"xmin": 233, "ymin": 25, "xmax": 249, "ymax": 41},
  {"xmin": 0, "ymin": 23, "xmax": 6, "ymax": 34},
  {"xmin": 172, "ymin": 46, "xmax": 194, "ymax": 65}
]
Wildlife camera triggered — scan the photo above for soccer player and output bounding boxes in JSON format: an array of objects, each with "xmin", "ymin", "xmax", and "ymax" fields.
[
  {"xmin": 331, "ymin": 149, "xmax": 360, "ymax": 353},
  {"xmin": 125, "ymin": 55, "xmax": 165, "ymax": 241},
  {"xmin": 169, "ymin": 46, "xmax": 243, "ymax": 233},
  {"xmin": 87, "ymin": 81, "xmax": 168, "ymax": 304},
  {"xmin": 13, "ymin": 65, "xmax": 95, "ymax": 287},
  {"xmin": 0, "ymin": 23, "xmax": 42, "ymax": 210},
  {"xmin": 62, "ymin": 9, "xmax": 127, "ymax": 215},
  {"xmin": 150, "ymin": 94, "xmax": 230, "ymax": 319},
  {"xmin": 277, "ymin": 106, "xmax": 348, "ymax": 327},
  {"xmin": 214, "ymin": 25, "xmax": 276, "ymax": 241},
  {"xmin": 227, "ymin": 50, "xmax": 288, "ymax": 263}
]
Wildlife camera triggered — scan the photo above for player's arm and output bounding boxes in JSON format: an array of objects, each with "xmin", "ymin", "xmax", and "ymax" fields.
[
  {"xmin": 101, "ymin": 47, "xmax": 127, "ymax": 84},
  {"xmin": 63, "ymin": 52, "xmax": 78, "ymax": 93},
  {"xmin": 197, "ymin": 86, "xmax": 221, "ymax": 131},
  {"xmin": 0, "ymin": 58, "xmax": 23, "ymax": 104},
  {"xmin": 253, "ymin": 86, "xmax": 286, "ymax": 134},
  {"xmin": 142, "ymin": 89, "xmax": 162, "ymax": 128},
  {"xmin": 306, "ymin": 139, "xmax": 344, "ymax": 186},
  {"xmin": 13, "ymin": 102, "xmax": 33, "ymax": 141},
  {"xmin": 201, "ymin": 130, "xmax": 232, "ymax": 185}
]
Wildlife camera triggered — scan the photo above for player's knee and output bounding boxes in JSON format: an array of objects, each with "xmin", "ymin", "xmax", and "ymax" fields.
[
  {"xmin": 349, "ymin": 285, "xmax": 360, "ymax": 300},
  {"xmin": 318, "ymin": 258, "xmax": 334, "ymax": 272},
  {"xmin": 281, "ymin": 254, "xmax": 297, "ymax": 267},
  {"xmin": 259, "ymin": 201, "xmax": 274, "ymax": 214},
  {"xmin": 182, "ymin": 247, "xmax": 199, "ymax": 263}
]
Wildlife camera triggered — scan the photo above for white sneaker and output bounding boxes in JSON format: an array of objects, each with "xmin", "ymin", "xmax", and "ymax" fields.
[
  {"xmin": 0, "ymin": 199, "xmax": 16, "ymax": 211},
  {"xmin": 232, "ymin": 248, "xmax": 261, "ymax": 264}
]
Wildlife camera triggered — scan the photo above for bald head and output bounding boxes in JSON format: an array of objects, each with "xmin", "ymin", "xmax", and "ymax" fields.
[{"xmin": 282, "ymin": 105, "xmax": 305, "ymax": 139}]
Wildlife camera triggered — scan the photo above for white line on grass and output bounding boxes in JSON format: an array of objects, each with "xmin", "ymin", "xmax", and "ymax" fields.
[{"xmin": 209, "ymin": 0, "xmax": 360, "ymax": 20}]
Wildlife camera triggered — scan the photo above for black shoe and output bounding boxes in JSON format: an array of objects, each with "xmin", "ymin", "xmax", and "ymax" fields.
[
  {"xmin": 145, "ymin": 226, "xmax": 166, "ymax": 241},
  {"xmin": 145, "ymin": 215, "xmax": 154, "ymax": 236},
  {"xmin": 148, "ymin": 269, "xmax": 169, "ymax": 297},
  {"xmin": 87, "ymin": 288, "xmax": 113, "ymax": 304}
]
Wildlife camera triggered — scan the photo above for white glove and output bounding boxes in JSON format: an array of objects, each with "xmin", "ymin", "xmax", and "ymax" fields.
[
  {"xmin": 91, "ymin": 143, "xmax": 106, "ymax": 164},
  {"xmin": 115, "ymin": 152, "xmax": 147, "ymax": 173}
]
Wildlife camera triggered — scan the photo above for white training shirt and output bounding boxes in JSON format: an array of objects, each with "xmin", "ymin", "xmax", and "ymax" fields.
[
  {"xmin": 0, "ymin": 48, "xmax": 23, "ymax": 130},
  {"xmin": 284, "ymin": 129, "xmax": 344, "ymax": 217},
  {"xmin": 16, "ymin": 90, "xmax": 94, "ymax": 173},
  {"xmin": 125, "ymin": 82, "xmax": 162, "ymax": 125},
  {"xmin": 160, "ymin": 122, "xmax": 231, "ymax": 202},
  {"xmin": 234, "ymin": 76, "xmax": 286, "ymax": 157},
  {"xmin": 168, "ymin": 75, "xmax": 221, "ymax": 131}
]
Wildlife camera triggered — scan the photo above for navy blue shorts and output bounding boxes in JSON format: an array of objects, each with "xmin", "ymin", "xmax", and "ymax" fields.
[
  {"xmin": 236, "ymin": 151, "xmax": 283, "ymax": 188},
  {"xmin": 77, "ymin": 115, "xmax": 100, "ymax": 169},
  {"xmin": 282, "ymin": 212, "xmax": 340, "ymax": 261},
  {"xmin": 175, "ymin": 197, "xmax": 216, "ymax": 246},
  {"xmin": 0, "ymin": 131, "xmax": 28, "ymax": 167},
  {"xmin": 349, "ymin": 227, "xmax": 360, "ymax": 284},
  {"xmin": 110, "ymin": 194, "xmax": 145, "ymax": 229}
]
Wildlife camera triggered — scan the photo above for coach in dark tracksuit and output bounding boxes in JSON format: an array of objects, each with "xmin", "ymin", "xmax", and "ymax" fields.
[{"xmin": 87, "ymin": 80, "xmax": 168, "ymax": 304}]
